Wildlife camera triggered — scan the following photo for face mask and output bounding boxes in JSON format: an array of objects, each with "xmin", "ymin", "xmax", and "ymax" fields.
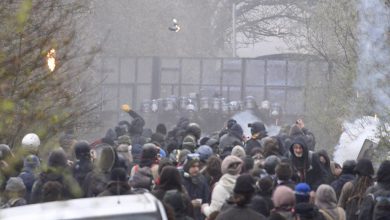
[{"xmin": 295, "ymin": 152, "xmax": 303, "ymax": 158}]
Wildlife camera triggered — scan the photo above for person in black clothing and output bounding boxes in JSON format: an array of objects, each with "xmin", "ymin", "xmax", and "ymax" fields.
[
  {"xmin": 245, "ymin": 122, "xmax": 267, "ymax": 156},
  {"xmin": 330, "ymin": 160, "xmax": 356, "ymax": 199},
  {"xmin": 289, "ymin": 137, "xmax": 328, "ymax": 190},
  {"xmin": 98, "ymin": 168, "xmax": 132, "ymax": 196},
  {"xmin": 216, "ymin": 174, "xmax": 266, "ymax": 220},
  {"xmin": 72, "ymin": 141, "xmax": 94, "ymax": 187}
]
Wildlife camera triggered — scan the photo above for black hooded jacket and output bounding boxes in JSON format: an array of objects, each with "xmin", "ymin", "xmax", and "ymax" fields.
[{"xmin": 289, "ymin": 137, "xmax": 327, "ymax": 190}]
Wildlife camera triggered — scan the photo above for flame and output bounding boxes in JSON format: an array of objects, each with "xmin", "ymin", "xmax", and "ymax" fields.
[{"xmin": 47, "ymin": 49, "xmax": 56, "ymax": 72}]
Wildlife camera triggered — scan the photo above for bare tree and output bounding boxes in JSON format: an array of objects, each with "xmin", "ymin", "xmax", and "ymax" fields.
[{"xmin": 0, "ymin": 0, "xmax": 99, "ymax": 148}]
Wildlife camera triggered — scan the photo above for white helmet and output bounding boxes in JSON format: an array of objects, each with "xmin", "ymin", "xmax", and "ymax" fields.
[{"xmin": 22, "ymin": 133, "xmax": 40, "ymax": 154}]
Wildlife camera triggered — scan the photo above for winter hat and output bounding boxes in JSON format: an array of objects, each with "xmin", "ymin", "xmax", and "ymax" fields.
[
  {"xmin": 183, "ymin": 153, "xmax": 200, "ymax": 173},
  {"xmin": 273, "ymin": 186, "xmax": 296, "ymax": 208},
  {"xmin": 229, "ymin": 123, "xmax": 243, "ymax": 139},
  {"xmin": 354, "ymin": 158, "xmax": 374, "ymax": 177},
  {"xmin": 117, "ymin": 135, "xmax": 131, "ymax": 145},
  {"xmin": 23, "ymin": 154, "xmax": 40, "ymax": 169},
  {"xmin": 234, "ymin": 174, "xmax": 256, "ymax": 194},
  {"xmin": 196, "ymin": 145, "xmax": 213, "ymax": 161},
  {"xmin": 6, "ymin": 177, "xmax": 26, "ymax": 192},
  {"xmin": 110, "ymin": 168, "xmax": 128, "ymax": 182},
  {"xmin": 264, "ymin": 155, "xmax": 281, "ymax": 175},
  {"xmin": 342, "ymin": 160, "xmax": 356, "ymax": 175},
  {"xmin": 221, "ymin": 155, "xmax": 243, "ymax": 175},
  {"xmin": 0, "ymin": 144, "xmax": 12, "ymax": 159},
  {"xmin": 376, "ymin": 160, "xmax": 390, "ymax": 184},
  {"xmin": 74, "ymin": 141, "xmax": 91, "ymax": 160},
  {"xmin": 48, "ymin": 149, "xmax": 68, "ymax": 168},
  {"xmin": 295, "ymin": 183, "xmax": 311, "ymax": 203},
  {"xmin": 249, "ymin": 122, "xmax": 267, "ymax": 135},
  {"xmin": 315, "ymin": 184, "xmax": 337, "ymax": 208},
  {"xmin": 182, "ymin": 135, "xmax": 197, "ymax": 152},
  {"xmin": 227, "ymin": 119, "xmax": 237, "ymax": 129},
  {"xmin": 156, "ymin": 123, "xmax": 167, "ymax": 135},
  {"xmin": 276, "ymin": 162, "xmax": 293, "ymax": 181},
  {"xmin": 231, "ymin": 145, "xmax": 246, "ymax": 160}
]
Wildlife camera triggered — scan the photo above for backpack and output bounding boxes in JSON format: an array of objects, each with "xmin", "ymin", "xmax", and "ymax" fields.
[
  {"xmin": 345, "ymin": 194, "xmax": 363, "ymax": 220},
  {"xmin": 130, "ymin": 165, "xmax": 154, "ymax": 190},
  {"xmin": 369, "ymin": 189, "xmax": 390, "ymax": 220}
]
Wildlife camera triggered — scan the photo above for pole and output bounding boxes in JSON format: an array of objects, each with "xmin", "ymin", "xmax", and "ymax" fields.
[{"xmin": 232, "ymin": 3, "xmax": 236, "ymax": 57}]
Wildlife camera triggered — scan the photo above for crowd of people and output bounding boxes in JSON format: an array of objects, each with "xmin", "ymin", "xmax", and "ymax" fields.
[{"xmin": 0, "ymin": 104, "xmax": 389, "ymax": 220}]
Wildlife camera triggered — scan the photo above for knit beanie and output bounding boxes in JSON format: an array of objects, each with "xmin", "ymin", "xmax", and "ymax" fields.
[
  {"xmin": 234, "ymin": 174, "xmax": 256, "ymax": 194},
  {"xmin": 295, "ymin": 183, "xmax": 311, "ymax": 204},
  {"xmin": 221, "ymin": 155, "xmax": 243, "ymax": 175},
  {"xmin": 273, "ymin": 185, "xmax": 295, "ymax": 208},
  {"xmin": 196, "ymin": 145, "xmax": 213, "ymax": 161},
  {"xmin": 182, "ymin": 135, "xmax": 197, "ymax": 152},
  {"xmin": 6, "ymin": 177, "xmax": 26, "ymax": 192},
  {"xmin": 231, "ymin": 145, "xmax": 246, "ymax": 160}
]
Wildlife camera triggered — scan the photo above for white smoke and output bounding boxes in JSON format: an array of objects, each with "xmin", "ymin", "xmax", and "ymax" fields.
[
  {"xmin": 231, "ymin": 110, "xmax": 280, "ymax": 138},
  {"xmin": 356, "ymin": 0, "xmax": 390, "ymax": 118}
]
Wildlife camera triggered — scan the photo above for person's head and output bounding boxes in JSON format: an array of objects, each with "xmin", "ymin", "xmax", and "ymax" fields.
[
  {"xmin": 206, "ymin": 155, "xmax": 222, "ymax": 179},
  {"xmin": 294, "ymin": 203, "xmax": 322, "ymax": 220},
  {"xmin": 248, "ymin": 122, "xmax": 267, "ymax": 137},
  {"xmin": 264, "ymin": 155, "xmax": 281, "ymax": 175},
  {"xmin": 315, "ymin": 184, "xmax": 337, "ymax": 209},
  {"xmin": 276, "ymin": 162, "xmax": 293, "ymax": 181},
  {"xmin": 74, "ymin": 141, "xmax": 91, "ymax": 160},
  {"xmin": 341, "ymin": 160, "xmax": 356, "ymax": 175},
  {"xmin": 48, "ymin": 149, "xmax": 68, "ymax": 169},
  {"xmin": 295, "ymin": 183, "xmax": 311, "ymax": 204},
  {"xmin": 376, "ymin": 160, "xmax": 390, "ymax": 185},
  {"xmin": 231, "ymin": 145, "xmax": 246, "ymax": 160},
  {"xmin": 21, "ymin": 133, "xmax": 40, "ymax": 155},
  {"xmin": 354, "ymin": 158, "xmax": 374, "ymax": 177},
  {"xmin": 272, "ymin": 186, "xmax": 296, "ymax": 209},
  {"xmin": 159, "ymin": 166, "xmax": 182, "ymax": 191},
  {"xmin": 221, "ymin": 155, "xmax": 243, "ymax": 175},
  {"xmin": 140, "ymin": 143, "xmax": 159, "ymax": 167},
  {"xmin": 183, "ymin": 153, "xmax": 200, "ymax": 177},
  {"xmin": 293, "ymin": 144, "xmax": 304, "ymax": 158},
  {"xmin": 233, "ymin": 174, "xmax": 256, "ymax": 206},
  {"xmin": 5, "ymin": 177, "xmax": 26, "ymax": 199}
]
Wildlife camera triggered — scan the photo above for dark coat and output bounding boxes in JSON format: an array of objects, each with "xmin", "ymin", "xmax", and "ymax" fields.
[
  {"xmin": 216, "ymin": 206, "xmax": 267, "ymax": 220},
  {"xmin": 182, "ymin": 174, "xmax": 210, "ymax": 220},
  {"xmin": 289, "ymin": 137, "xmax": 327, "ymax": 190},
  {"xmin": 30, "ymin": 168, "xmax": 82, "ymax": 203},
  {"xmin": 330, "ymin": 174, "xmax": 355, "ymax": 199},
  {"xmin": 98, "ymin": 181, "xmax": 133, "ymax": 196},
  {"xmin": 245, "ymin": 138, "xmax": 262, "ymax": 156}
]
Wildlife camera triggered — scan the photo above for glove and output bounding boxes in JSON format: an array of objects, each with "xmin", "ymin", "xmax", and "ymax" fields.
[{"xmin": 121, "ymin": 104, "xmax": 131, "ymax": 112}]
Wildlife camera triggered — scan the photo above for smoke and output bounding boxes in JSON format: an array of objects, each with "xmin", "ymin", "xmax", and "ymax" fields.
[
  {"xmin": 356, "ymin": 0, "xmax": 390, "ymax": 119},
  {"xmin": 231, "ymin": 110, "xmax": 280, "ymax": 138}
]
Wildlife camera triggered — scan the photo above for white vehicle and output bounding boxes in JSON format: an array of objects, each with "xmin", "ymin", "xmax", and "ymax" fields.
[{"xmin": 0, "ymin": 193, "xmax": 167, "ymax": 220}]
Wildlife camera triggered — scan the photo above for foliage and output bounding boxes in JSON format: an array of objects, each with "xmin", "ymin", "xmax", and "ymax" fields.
[{"xmin": 0, "ymin": 0, "xmax": 99, "ymax": 148}]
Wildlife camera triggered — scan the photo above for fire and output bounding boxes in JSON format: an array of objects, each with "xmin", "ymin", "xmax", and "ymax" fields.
[{"xmin": 47, "ymin": 49, "xmax": 56, "ymax": 72}]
